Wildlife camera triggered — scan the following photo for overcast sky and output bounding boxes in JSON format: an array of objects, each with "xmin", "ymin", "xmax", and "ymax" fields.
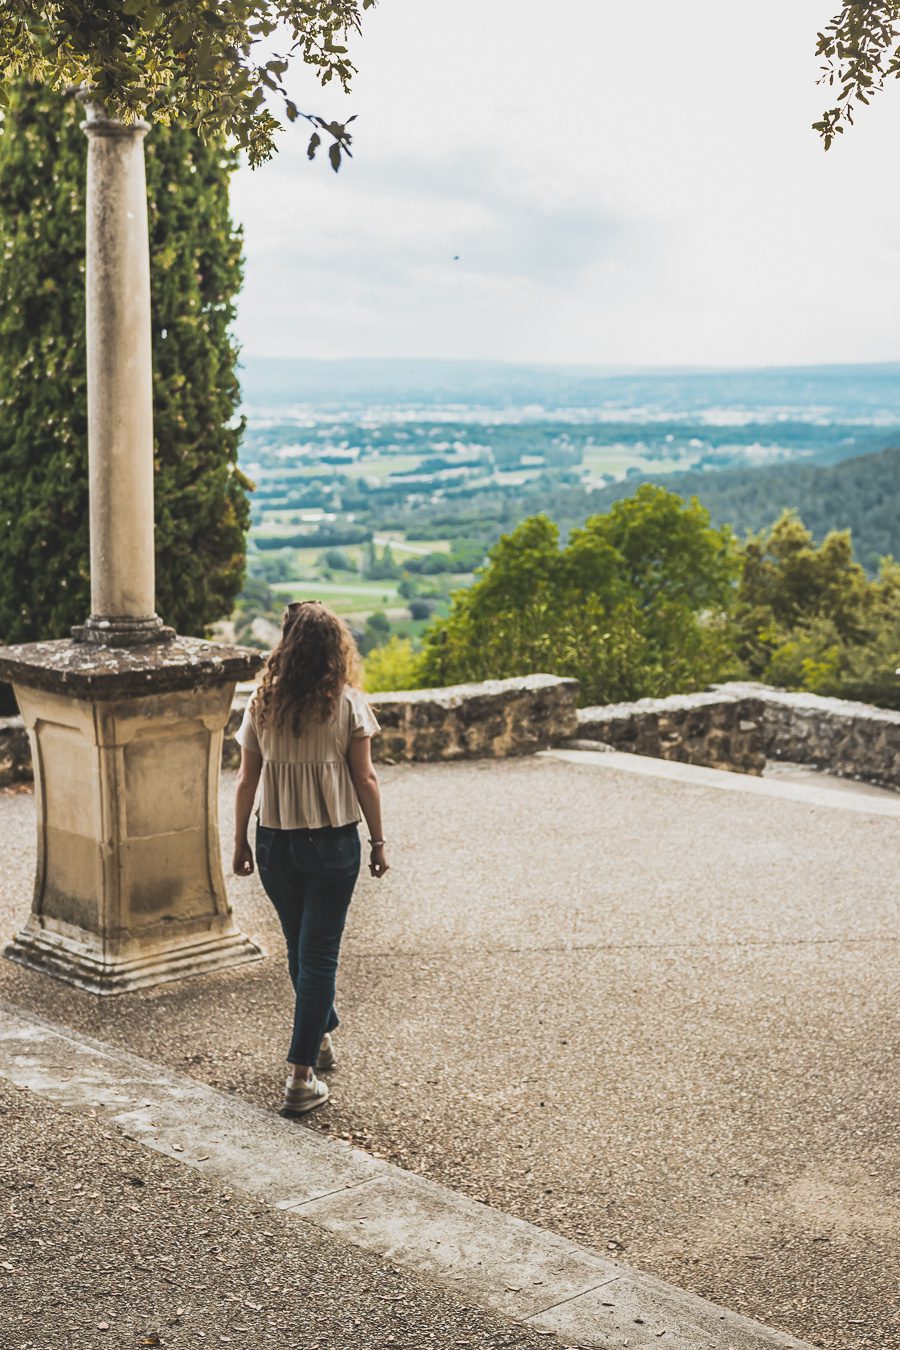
[{"xmin": 230, "ymin": 0, "xmax": 900, "ymax": 368}]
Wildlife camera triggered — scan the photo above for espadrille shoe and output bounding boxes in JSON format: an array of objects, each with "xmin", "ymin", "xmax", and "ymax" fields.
[
  {"xmin": 317, "ymin": 1032, "xmax": 336, "ymax": 1071},
  {"xmin": 281, "ymin": 1072, "xmax": 329, "ymax": 1117}
]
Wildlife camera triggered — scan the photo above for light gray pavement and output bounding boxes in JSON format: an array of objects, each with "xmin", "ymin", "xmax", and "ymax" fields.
[
  {"xmin": 0, "ymin": 1070, "xmax": 558, "ymax": 1350},
  {"xmin": 0, "ymin": 1005, "xmax": 811, "ymax": 1350},
  {"xmin": 0, "ymin": 751, "xmax": 898, "ymax": 1350}
]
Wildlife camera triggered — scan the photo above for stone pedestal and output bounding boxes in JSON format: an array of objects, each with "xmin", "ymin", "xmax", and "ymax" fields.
[{"xmin": 0, "ymin": 637, "xmax": 264, "ymax": 994}]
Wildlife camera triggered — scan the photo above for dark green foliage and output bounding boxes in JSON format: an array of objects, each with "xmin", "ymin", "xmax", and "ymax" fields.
[
  {"xmin": 814, "ymin": 4, "xmax": 900, "ymax": 148},
  {"xmin": 734, "ymin": 513, "xmax": 900, "ymax": 709},
  {"xmin": 404, "ymin": 552, "xmax": 454, "ymax": 575},
  {"xmin": 255, "ymin": 525, "xmax": 370, "ymax": 550},
  {"xmin": 321, "ymin": 547, "xmax": 357, "ymax": 572},
  {"xmin": 404, "ymin": 540, "xmax": 486, "ymax": 576},
  {"xmin": 417, "ymin": 486, "xmax": 900, "ymax": 710},
  {"xmin": 364, "ymin": 541, "xmax": 400, "ymax": 580},
  {"xmin": 573, "ymin": 446, "xmax": 900, "ymax": 575},
  {"xmin": 0, "ymin": 83, "xmax": 251, "ymax": 643},
  {"xmin": 419, "ymin": 485, "xmax": 741, "ymax": 705},
  {"xmin": 359, "ymin": 609, "xmax": 391, "ymax": 656}
]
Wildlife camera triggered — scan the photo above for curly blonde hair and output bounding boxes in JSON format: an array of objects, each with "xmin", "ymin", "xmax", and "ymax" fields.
[{"xmin": 255, "ymin": 601, "xmax": 362, "ymax": 737}]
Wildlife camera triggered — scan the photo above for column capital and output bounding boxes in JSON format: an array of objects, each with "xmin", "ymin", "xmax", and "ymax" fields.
[{"xmin": 77, "ymin": 90, "xmax": 150, "ymax": 140}]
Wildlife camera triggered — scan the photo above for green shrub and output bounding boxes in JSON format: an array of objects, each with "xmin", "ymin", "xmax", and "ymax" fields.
[{"xmin": 363, "ymin": 637, "xmax": 427, "ymax": 694}]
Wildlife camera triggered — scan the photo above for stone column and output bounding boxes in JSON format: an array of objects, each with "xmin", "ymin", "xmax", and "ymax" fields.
[
  {"xmin": 71, "ymin": 99, "xmax": 171, "ymax": 647},
  {"xmin": 0, "ymin": 98, "xmax": 265, "ymax": 993}
]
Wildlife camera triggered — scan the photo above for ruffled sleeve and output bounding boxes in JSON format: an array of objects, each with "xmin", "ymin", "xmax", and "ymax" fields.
[
  {"xmin": 348, "ymin": 687, "xmax": 380, "ymax": 739},
  {"xmin": 234, "ymin": 697, "xmax": 261, "ymax": 755}
]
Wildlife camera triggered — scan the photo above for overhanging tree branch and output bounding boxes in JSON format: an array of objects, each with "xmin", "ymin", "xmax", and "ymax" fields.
[
  {"xmin": 0, "ymin": 0, "xmax": 377, "ymax": 167},
  {"xmin": 814, "ymin": 2, "xmax": 900, "ymax": 148}
]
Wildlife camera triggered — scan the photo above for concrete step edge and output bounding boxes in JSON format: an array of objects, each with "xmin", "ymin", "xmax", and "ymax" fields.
[{"xmin": 0, "ymin": 1000, "xmax": 814, "ymax": 1350}]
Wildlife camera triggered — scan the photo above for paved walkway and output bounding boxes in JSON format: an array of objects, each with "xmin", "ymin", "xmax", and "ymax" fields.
[
  {"xmin": 0, "ymin": 751, "xmax": 897, "ymax": 1350},
  {"xmin": 0, "ymin": 1006, "xmax": 809, "ymax": 1350},
  {"xmin": 0, "ymin": 1058, "xmax": 552, "ymax": 1350}
]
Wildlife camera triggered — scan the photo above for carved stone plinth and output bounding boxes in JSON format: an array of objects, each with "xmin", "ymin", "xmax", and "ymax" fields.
[{"xmin": 0, "ymin": 637, "xmax": 264, "ymax": 994}]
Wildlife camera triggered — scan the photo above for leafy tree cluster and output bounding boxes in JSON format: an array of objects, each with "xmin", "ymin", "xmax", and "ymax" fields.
[
  {"xmin": 364, "ymin": 634, "xmax": 424, "ymax": 694},
  {"xmin": 363, "ymin": 541, "xmax": 400, "ymax": 580},
  {"xmin": 371, "ymin": 487, "xmax": 899, "ymax": 711},
  {"xmin": 549, "ymin": 446, "xmax": 900, "ymax": 576},
  {"xmin": 0, "ymin": 83, "xmax": 251, "ymax": 646},
  {"xmin": 815, "ymin": 4, "xmax": 900, "ymax": 147},
  {"xmin": 734, "ymin": 513, "xmax": 900, "ymax": 709},
  {"xmin": 358, "ymin": 609, "xmax": 391, "ymax": 656},
  {"xmin": 320, "ymin": 547, "xmax": 358, "ymax": 572},
  {"xmin": 416, "ymin": 485, "xmax": 740, "ymax": 705},
  {"xmin": 255, "ymin": 524, "xmax": 371, "ymax": 549},
  {"xmin": 403, "ymin": 540, "xmax": 487, "ymax": 575}
]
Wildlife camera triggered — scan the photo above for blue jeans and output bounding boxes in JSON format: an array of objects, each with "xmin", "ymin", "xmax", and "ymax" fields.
[{"xmin": 255, "ymin": 821, "xmax": 361, "ymax": 1067}]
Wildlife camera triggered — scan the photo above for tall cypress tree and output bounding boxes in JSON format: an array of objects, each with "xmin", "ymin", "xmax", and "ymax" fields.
[{"xmin": 0, "ymin": 83, "xmax": 251, "ymax": 650}]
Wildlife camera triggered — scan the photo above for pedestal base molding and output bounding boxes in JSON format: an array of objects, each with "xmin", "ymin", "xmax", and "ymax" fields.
[{"xmin": 5, "ymin": 925, "xmax": 263, "ymax": 995}]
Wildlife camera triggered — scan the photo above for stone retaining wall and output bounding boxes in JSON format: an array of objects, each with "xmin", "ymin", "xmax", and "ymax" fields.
[
  {"xmin": 576, "ymin": 683, "xmax": 899, "ymax": 790},
  {"xmin": 576, "ymin": 690, "xmax": 767, "ymax": 775},
  {"xmin": 224, "ymin": 674, "xmax": 579, "ymax": 766},
  {"xmin": 4, "ymin": 676, "xmax": 896, "ymax": 789},
  {"xmin": 2, "ymin": 675, "xmax": 577, "ymax": 786},
  {"xmin": 715, "ymin": 682, "xmax": 900, "ymax": 791}
]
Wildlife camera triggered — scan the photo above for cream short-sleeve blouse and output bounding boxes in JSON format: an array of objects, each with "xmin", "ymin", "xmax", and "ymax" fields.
[{"xmin": 235, "ymin": 685, "xmax": 380, "ymax": 830}]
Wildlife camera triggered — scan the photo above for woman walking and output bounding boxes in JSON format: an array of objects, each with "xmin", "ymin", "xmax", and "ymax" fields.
[{"xmin": 232, "ymin": 600, "xmax": 389, "ymax": 1116}]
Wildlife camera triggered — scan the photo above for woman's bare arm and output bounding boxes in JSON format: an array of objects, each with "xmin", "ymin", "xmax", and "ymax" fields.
[
  {"xmin": 233, "ymin": 744, "xmax": 263, "ymax": 875},
  {"xmin": 348, "ymin": 734, "xmax": 389, "ymax": 877}
]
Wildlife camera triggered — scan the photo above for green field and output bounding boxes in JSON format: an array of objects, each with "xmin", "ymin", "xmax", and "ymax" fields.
[
  {"xmin": 580, "ymin": 448, "xmax": 698, "ymax": 479},
  {"xmin": 269, "ymin": 578, "xmax": 404, "ymax": 617},
  {"xmin": 254, "ymin": 453, "xmax": 426, "ymax": 482}
]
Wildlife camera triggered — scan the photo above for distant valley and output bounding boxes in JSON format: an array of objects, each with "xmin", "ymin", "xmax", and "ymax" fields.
[{"xmin": 232, "ymin": 359, "xmax": 900, "ymax": 644}]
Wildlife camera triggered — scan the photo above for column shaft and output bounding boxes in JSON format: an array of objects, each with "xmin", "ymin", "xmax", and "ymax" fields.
[{"xmin": 82, "ymin": 109, "xmax": 156, "ymax": 622}]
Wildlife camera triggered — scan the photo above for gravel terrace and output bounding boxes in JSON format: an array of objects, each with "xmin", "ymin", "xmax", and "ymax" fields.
[
  {"xmin": 0, "ymin": 753, "xmax": 897, "ymax": 1350},
  {"xmin": 0, "ymin": 1075, "xmax": 556, "ymax": 1350}
]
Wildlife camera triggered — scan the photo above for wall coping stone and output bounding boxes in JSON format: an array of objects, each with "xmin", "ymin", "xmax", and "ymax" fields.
[
  {"xmin": 369, "ymin": 673, "xmax": 579, "ymax": 707},
  {"xmin": 713, "ymin": 681, "xmax": 900, "ymax": 726},
  {"xmin": 578, "ymin": 682, "xmax": 898, "ymax": 791},
  {"xmin": 578, "ymin": 688, "xmax": 753, "ymax": 722}
]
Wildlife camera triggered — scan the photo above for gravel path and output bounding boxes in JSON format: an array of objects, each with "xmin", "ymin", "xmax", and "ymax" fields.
[
  {"xmin": 0, "ymin": 754, "xmax": 897, "ymax": 1350},
  {"xmin": 0, "ymin": 1075, "xmax": 554, "ymax": 1350}
]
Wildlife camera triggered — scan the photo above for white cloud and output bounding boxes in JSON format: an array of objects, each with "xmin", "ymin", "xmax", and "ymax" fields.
[{"xmin": 231, "ymin": 0, "xmax": 900, "ymax": 366}]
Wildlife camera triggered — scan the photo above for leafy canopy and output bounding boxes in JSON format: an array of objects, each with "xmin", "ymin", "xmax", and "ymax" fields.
[
  {"xmin": 0, "ymin": 0, "xmax": 376, "ymax": 166},
  {"xmin": 815, "ymin": 3, "xmax": 900, "ymax": 147},
  {"xmin": 734, "ymin": 511, "xmax": 900, "ymax": 708},
  {"xmin": 355, "ymin": 492, "xmax": 899, "ymax": 711},
  {"xmin": 418, "ymin": 485, "xmax": 741, "ymax": 706}
]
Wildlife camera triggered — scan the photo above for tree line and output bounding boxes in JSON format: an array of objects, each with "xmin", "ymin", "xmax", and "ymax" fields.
[{"xmin": 365, "ymin": 485, "xmax": 900, "ymax": 712}]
